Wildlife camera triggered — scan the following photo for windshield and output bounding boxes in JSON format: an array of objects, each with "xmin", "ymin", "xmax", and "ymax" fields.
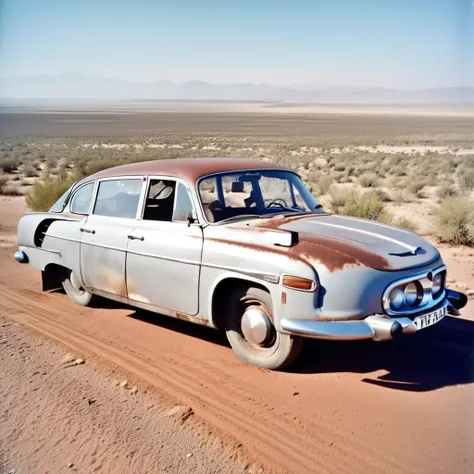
[{"xmin": 198, "ymin": 170, "xmax": 321, "ymax": 223}]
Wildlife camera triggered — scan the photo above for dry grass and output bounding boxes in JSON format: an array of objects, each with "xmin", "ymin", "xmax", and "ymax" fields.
[
  {"xmin": 434, "ymin": 197, "xmax": 474, "ymax": 246},
  {"xmin": 328, "ymin": 188, "xmax": 391, "ymax": 222},
  {"xmin": 0, "ymin": 174, "xmax": 9, "ymax": 194},
  {"xmin": 26, "ymin": 173, "xmax": 77, "ymax": 211}
]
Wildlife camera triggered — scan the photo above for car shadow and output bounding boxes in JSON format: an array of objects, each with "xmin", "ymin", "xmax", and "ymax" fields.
[
  {"xmin": 293, "ymin": 315, "xmax": 474, "ymax": 392},
  {"xmin": 129, "ymin": 311, "xmax": 473, "ymax": 391},
  {"xmin": 127, "ymin": 309, "xmax": 230, "ymax": 348},
  {"xmin": 78, "ymin": 291, "xmax": 474, "ymax": 392}
]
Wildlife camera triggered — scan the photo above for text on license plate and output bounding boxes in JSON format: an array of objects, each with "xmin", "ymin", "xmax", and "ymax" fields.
[{"xmin": 414, "ymin": 305, "xmax": 447, "ymax": 330}]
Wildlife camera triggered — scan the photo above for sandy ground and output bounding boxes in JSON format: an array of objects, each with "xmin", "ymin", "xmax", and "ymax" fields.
[
  {"xmin": 1, "ymin": 196, "xmax": 473, "ymax": 473},
  {"xmin": 0, "ymin": 317, "xmax": 260, "ymax": 474}
]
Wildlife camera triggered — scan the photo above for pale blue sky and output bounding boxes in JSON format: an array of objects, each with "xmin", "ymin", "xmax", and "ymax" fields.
[{"xmin": 0, "ymin": 0, "xmax": 473, "ymax": 88}]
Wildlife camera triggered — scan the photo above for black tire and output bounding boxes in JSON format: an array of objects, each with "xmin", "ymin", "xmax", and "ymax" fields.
[
  {"xmin": 61, "ymin": 268, "xmax": 97, "ymax": 307},
  {"xmin": 225, "ymin": 286, "xmax": 302, "ymax": 370}
]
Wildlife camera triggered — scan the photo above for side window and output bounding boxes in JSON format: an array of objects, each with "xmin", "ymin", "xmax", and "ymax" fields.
[
  {"xmin": 70, "ymin": 182, "xmax": 94, "ymax": 215},
  {"xmin": 172, "ymin": 183, "xmax": 194, "ymax": 222},
  {"xmin": 143, "ymin": 179, "xmax": 176, "ymax": 221},
  {"xmin": 143, "ymin": 180, "xmax": 195, "ymax": 222},
  {"xmin": 93, "ymin": 179, "xmax": 142, "ymax": 218}
]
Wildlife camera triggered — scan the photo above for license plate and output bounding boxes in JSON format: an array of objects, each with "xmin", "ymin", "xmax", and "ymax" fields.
[{"xmin": 414, "ymin": 305, "xmax": 447, "ymax": 330}]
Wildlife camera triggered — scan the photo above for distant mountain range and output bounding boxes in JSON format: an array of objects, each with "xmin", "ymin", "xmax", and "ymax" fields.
[{"xmin": 1, "ymin": 72, "xmax": 473, "ymax": 105}]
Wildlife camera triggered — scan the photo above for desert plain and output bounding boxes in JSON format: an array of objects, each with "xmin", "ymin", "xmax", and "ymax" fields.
[{"xmin": 0, "ymin": 102, "xmax": 473, "ymax": 473}]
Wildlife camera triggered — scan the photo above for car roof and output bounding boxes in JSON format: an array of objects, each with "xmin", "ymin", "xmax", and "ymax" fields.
[{"xmin": 84, "ymin": 158, "xmax": 288, "ymax": 185}]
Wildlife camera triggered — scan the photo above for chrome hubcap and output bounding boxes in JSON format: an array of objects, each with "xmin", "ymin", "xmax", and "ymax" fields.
[
  {"xmin": 70, "ymin": 271, "xmax": 84, "ymax": 293},
  {"xmin": 241, "ymin": 306, "xmax": 272, "ymax": 346}
]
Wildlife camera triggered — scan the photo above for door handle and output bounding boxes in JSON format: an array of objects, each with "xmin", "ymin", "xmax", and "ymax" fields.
[
  {"xmin": 128, "ymin": 234, "xmax": 144, "ymax": 241},
  {"xmin": 80, "ymin": 227, "xmax": 96, "ymax": 234}
]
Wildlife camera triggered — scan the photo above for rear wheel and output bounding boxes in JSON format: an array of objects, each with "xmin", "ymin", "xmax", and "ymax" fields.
[
  {"xmin": 61, "ymin": 269, "xmax": 97, "ymax": 307},
  {"xmin": 225, "ymin": 286, "xmax": 302, "ymax": 370}
]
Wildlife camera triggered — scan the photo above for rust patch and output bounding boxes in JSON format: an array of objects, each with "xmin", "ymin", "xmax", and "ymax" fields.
[
  {"xmin": 96, "ymin": 265, "xmax": 128, "ymax": 296},
  {"xmin": 207, "ymin": 228, "xmax": 391, "ymax": 273},
  {"xmin": 253, "ymin": 213, "xmax": 333, "ymax": 230},
  {"xmin": 246, "ymin": 214, "xmax": 391, "ymax": 272},
  {"xmin": 206, "ymin": 237, "xmax": 311, "ymax": 267},
  {"xmin": 175, "ymin": 312, "xmax": 210, "ymax": 326},
  {"xmin": 289, "ymin": 232, "xmax": 390, "ymax": 272}
]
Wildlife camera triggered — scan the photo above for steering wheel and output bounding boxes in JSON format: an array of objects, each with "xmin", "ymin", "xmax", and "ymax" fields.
[{"xmin": 264, "ymin": 198, "xmax": 288, "ymax": 209}]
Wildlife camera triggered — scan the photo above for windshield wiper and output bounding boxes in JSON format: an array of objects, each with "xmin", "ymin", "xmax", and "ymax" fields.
[{"xmin": 272, "ymin": 209, "xmax": 322, "ymax": 218}]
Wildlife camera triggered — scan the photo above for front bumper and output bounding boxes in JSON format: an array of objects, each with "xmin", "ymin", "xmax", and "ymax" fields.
[{"xmin": 280, "ymin": 289, "xmax": 468, "ymax": 342}]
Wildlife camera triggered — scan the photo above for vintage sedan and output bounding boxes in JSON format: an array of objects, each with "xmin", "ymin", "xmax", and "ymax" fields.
[{"xmin": 15, "ymin": 158, "xmax": 467, "ymax": 369}]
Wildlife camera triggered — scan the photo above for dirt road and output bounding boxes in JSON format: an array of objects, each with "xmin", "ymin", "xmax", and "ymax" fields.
[
  {"xmin": 0, "ymin": 316, "xmax": 259, "ymax": 473},
  {"xmin": 1, "ymin": 196, "xmax": 473, "ymax": 473}
]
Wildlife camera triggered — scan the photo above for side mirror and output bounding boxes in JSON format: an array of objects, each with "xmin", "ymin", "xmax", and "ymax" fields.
[{"xmin": 186, "ymin": 211, "xmax": 196, "ymax": 227}]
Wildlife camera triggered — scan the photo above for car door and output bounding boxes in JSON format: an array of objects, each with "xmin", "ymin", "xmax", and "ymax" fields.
[
  {"xmin": 126, "ymin": 178, "xmax": 203, "ymax": 315},
  {"xmin": 80, "ymin": 177, "xmax": 145, "ymax": 297}
]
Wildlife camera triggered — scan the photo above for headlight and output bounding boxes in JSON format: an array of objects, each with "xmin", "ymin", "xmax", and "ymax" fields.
[
  {"xmin": 389, "ymin": 287, "xmax": 405, "ymax": 309},
  {"xmin": 432, "ymin": 273, "xmax": 444, "ymax": 298},
  {"xmin": 404, "ymin": 282, "xmax": 419, "ymax": 306}
]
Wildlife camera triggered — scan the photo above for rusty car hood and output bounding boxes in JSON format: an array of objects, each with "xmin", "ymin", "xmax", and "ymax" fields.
[{"xmin": 237, "ymin": 213, "xmax": 441, "ymax": 272}]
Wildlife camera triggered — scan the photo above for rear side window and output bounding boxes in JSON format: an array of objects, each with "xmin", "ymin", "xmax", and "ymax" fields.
[
  {"xmin": 70, "ymin": 182, "xmax": 94, "ymax": 215},
  {"xmin": 93, "ymin": 179, "xmax": 143, "ymax": 218}
]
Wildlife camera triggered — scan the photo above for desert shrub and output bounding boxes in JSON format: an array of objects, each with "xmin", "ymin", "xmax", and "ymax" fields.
[
  {"xmin": 358, "ymin": 173, "xmax": 379, "ymax": 188},
  {"xmin": 373, "ymin": 189, "xmax": 391, "ymax": 202},
  {"xmin": 458, "ymin": 167, "xmax": 474, "ymax": 191},
  {"xmin": 436, "ymin": 184, "xmax": 458, "ymax": 200},
  {"xmin": 329, "ymin": 188, "xmax": 392, "ymax": 222},
  {"xmin": 338, "ymin": 175, "xmax": 353, "ymax": 183},
  {"xmin": 26, "ymin": 173, "xmax": 77, "ymax": 211},
  {"xmin": 85, "ymin": 158, "xmax": 127, "ymax": 176},
  {"xmin": 385, "ymin": 176, "xmax": 400, "ymax": 189},
  {"xmin": 328, "ymin": 187, "xmax": 349, "ymax": 212},
  {"xmin": 0, "ymin": 174, "xmax": 9, "ymax": 193},
  {"xmin": 1, "ymin": 185, "xmax": 23, "ymax": 196},
  {"xmin": 434, "ymin": 197, "xmax": 474, "ymax": 246},
  {"xmin": 313, "ymin": 175, "xmax": 332, "ymax": 195},
  {"xmin": 23, "ymin": 163, "xmax": 39, "ymax": 178},
  {"xmin": 407, "ymin": 180, "xmax": 426, "ymax": 197},
  {"xmin": 0, "ymin": 157, "xmax": 19, "ymax": 173},
  {"xmin": 390, "ymin": 165, "xmax": 407, "ymax": 177},
  {"xmin": 424, "ymin": 171, "xmax": 438, "ymax": 186},
  {"xmin": 394, "ymin": 217, "xmax": 418, "ymax": 232},
  {"xmin": 46, "ymin": 156, "xmax": 58, "ymax": 169},
  {"xmin": 344, "ymin": 165, "xmax": 355, "ymax": 176}
]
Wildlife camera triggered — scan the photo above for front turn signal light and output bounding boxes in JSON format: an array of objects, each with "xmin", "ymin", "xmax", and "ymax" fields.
[{"xmin": 282, "ymin": 275, "xmax": 316, "ymax": 291}]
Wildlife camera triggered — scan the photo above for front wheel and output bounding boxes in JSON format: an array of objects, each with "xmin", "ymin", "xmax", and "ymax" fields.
[
  {"xmin": 225, "ymin": 286, "xmax": 302, "ymax": 370},
  {"xmin": 61, "ymin": 269, "xmax": 97, "ymax": 307}
]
